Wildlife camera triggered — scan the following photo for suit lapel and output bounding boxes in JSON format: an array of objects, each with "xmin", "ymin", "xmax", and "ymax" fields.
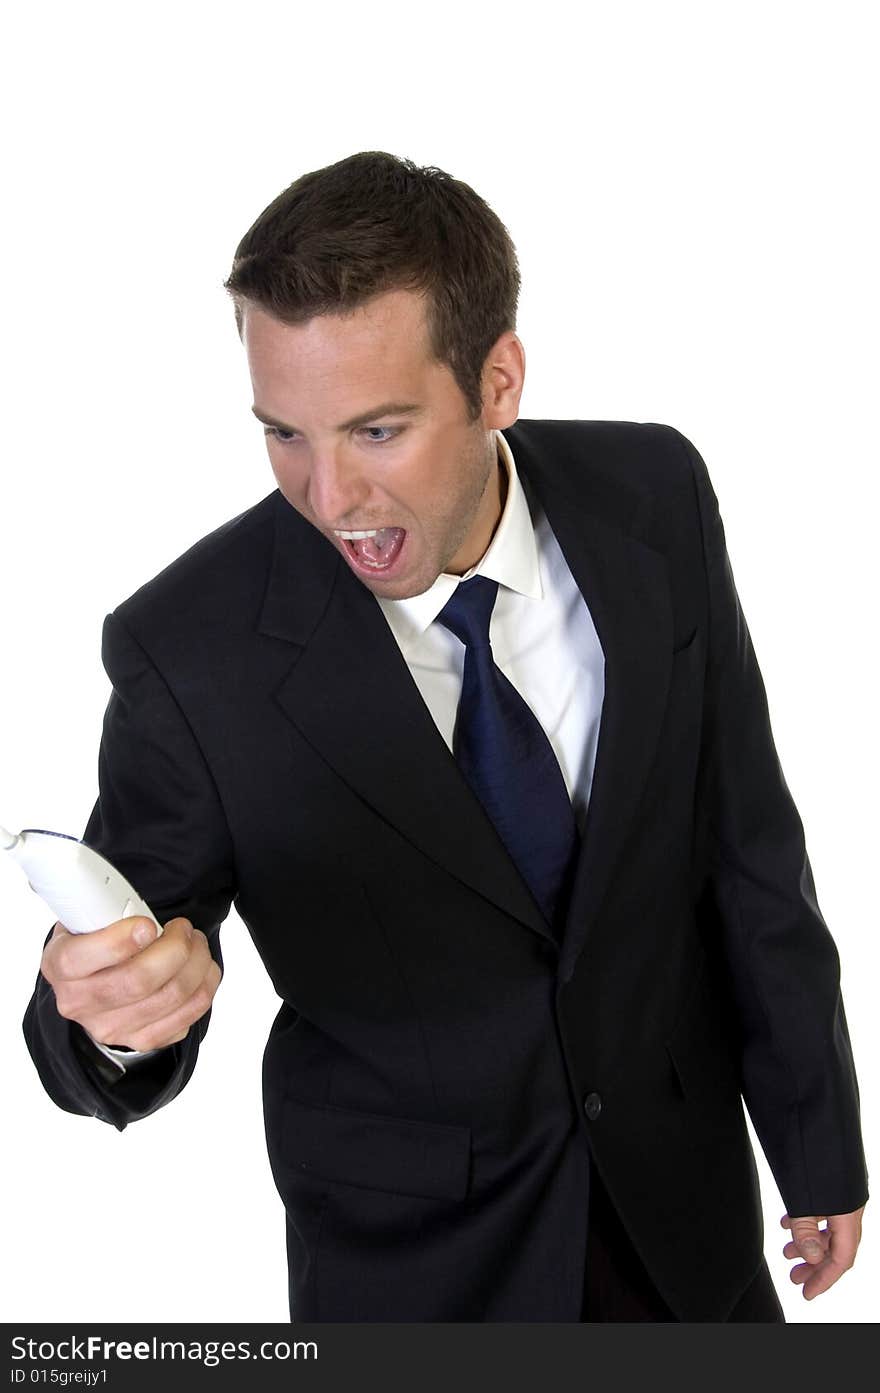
[
  {"xmin": 257, "ymin": 419, "xmax": 674, "ymax": 972},
  {"xmin": 259, "ymin": 490, "xmax": 551, "ymax": 942}
]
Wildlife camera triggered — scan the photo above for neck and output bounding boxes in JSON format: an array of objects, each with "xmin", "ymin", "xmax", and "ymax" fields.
[{"xmin": 448, "ymin": 439, "xmax": 507, "ymax": 575}]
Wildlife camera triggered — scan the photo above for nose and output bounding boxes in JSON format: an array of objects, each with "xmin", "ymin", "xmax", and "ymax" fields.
[{"xmin": 305, "ymin": 447, "xmax": 370, "ymax": 529}]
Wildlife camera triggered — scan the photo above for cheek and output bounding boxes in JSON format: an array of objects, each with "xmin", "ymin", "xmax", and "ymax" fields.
[
  {"xmin": 267, "ymin": 449, "xmax": 303, "ymax": 498},
  {"xmin": 415, "ymin": 458, "xmax": 466, "ymax": 520}
]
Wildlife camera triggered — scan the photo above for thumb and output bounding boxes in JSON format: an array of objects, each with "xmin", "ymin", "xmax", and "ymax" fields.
[{"xmin": 789, "ymin": 1215, "xmax": 825, "ymax": 1264}]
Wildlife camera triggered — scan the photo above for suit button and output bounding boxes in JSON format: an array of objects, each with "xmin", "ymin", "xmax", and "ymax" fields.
[{"xmin": 583, "ymin": 1092, "xmax": 602, "ymax": 1120}]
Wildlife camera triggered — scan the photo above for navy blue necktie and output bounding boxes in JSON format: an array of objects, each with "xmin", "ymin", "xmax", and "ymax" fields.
[{"xmin": 436, "ymin": 575, "xmax": 579, "ymax": 930}]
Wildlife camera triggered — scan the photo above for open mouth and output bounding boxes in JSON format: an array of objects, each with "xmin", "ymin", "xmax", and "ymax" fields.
[{"xmin": 334, "ymin": 526, "xmax": 408, "ymax": 575}]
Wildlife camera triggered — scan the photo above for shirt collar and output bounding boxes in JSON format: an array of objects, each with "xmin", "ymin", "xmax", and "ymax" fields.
[{"xmin": 376, "ymin": 428, "xmax": 543, "ymax": 649}]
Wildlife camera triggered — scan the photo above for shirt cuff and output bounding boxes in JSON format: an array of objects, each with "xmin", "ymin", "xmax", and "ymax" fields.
[{"xmin": 83, "ymin": 1033, "xmax": 163, "ymax": 1071}]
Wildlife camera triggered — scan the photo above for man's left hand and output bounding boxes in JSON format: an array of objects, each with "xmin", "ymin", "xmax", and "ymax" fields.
[{"xmin": 781, "ymin": 1206, "xmax": 866, "ymax": 1299}]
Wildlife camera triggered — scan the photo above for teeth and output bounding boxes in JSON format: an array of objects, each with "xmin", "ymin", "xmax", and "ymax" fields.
[{"xmin": 334, "ymin": 529, "xmax": 380, "ymax": 539}]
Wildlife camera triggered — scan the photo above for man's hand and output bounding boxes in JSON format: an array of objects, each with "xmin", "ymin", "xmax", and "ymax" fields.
[
  {"xmin": 780, "ymin": 1206, "xmax": 866, "ymax": 1299},
  {"xmin": 41, "ymin": 916, "xmax": 223, "ymax": 1052}
]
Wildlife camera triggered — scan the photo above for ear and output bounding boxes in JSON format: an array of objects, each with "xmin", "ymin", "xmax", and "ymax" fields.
[{"xmin": 480, "ymin": 331, "xmax": 526, "ymax": 429}]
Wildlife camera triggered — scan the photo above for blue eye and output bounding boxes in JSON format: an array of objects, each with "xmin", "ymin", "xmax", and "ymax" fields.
[{"xmin": 262, "ymin": 424, "xmax": 399, "ymax": 445}]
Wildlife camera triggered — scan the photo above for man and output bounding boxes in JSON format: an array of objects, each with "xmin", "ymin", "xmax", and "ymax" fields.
[{"xmin": 23, "ymin": 151, "xmax": 868, "ymax": 1322}]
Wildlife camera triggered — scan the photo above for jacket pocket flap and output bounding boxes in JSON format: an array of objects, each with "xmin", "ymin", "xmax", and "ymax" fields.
[{"xmin": 282, "ymin": 1096, "xmax": 472, "ymax": 1201}]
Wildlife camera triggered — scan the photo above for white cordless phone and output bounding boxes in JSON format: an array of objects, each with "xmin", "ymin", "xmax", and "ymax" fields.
[{"xmin": 0, "ymin": 824, "xmax": 163, "ymax": 937}]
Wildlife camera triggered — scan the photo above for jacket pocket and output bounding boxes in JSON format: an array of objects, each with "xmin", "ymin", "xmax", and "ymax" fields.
[{"xmin": 281, "ymin": 1095, "xmax": 472, "ymax": 1201}]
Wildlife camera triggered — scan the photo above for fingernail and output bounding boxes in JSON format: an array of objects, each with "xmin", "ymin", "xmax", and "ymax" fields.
[
  {"xmin": 803, "ymin": 1241, "xmax": 822, "ymax": 1259},
  {"xmin": 133, "ymin": 921, "xmax": 156, "ymax": 946}
]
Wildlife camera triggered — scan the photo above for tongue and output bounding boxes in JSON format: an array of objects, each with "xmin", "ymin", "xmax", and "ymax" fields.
[{"xmin": 352, "ymin": 527, "xmax": 406, "ymax": 567}]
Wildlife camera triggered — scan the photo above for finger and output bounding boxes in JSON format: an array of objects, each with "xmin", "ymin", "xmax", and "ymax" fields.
[
  {"xmin": 788, "ymin": 1215, "xmax": 827, "ymax": 1264},
  {"xmin": 779, "ymin": 1211, "xmax": 827, "ymax": 1229},
  {"xmin": 57, "ymin": 919, "xmax": 198, "ymax": 1018},
  {"xmin": 787, "ymin": 1221, "xmax": 856, "ymax": 1301},
  {"xmin": 161, "ymin": 1027, "xmax": 191, "ymax": 1046},
  {"xmin": 826, "ymin": 1215, "xmax": 861, "ymax": 1273},
  {"xmin": 104, "ymin": 965, "xmax": 222, "ymax": 1052},
  {"xmin": 58, "ymin": 924, "xmax": 197, "ymax": 1014},
  {"xmin": 791, "ymin": 1256, "xmax": 848, "ymax": 1301},
  {"xmin": 783, "ymin": 1235, "xmax": 828, "ymax": 1261},
  {"xmin": 44, "ymin": 914, "xmax": 168, "ymax": 982},
  {"xmin": 88, "ymin": 949, "xmax": 220, "ymax": 1045}
]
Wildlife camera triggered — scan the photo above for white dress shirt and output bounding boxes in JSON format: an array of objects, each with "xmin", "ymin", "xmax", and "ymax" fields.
[
  {"xmin": 100, "ymin": 428, "xmax": 605, "ymax": 1072},
  {"xmin": 375, "ymin": 427, "xmax": 605, "ymax": 835}
]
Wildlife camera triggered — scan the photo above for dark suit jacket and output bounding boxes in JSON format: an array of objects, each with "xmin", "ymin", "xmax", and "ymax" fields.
[{"xmin": 22, "ymin": 419, "xmax": 868, "ymax": 1321}]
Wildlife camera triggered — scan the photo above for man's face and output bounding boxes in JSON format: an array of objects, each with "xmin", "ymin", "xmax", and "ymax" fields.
[{"xmin": 242, "ymin": 288, "xmax": 518, "ymax": 599}]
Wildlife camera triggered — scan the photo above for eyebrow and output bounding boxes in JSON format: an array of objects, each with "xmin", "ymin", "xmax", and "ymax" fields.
[{"xmin": 251, "ymin": 401, "xmax": 425, "ymax": 433}]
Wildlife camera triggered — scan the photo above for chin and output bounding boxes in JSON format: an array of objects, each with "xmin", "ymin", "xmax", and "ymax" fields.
[
  {"xmin": 369, "ymin": 575, "xmax": 433, "ymax": 600},
  {"xmin": 374, "ymin": 561, "xmax": 439, "ymax": 600}
]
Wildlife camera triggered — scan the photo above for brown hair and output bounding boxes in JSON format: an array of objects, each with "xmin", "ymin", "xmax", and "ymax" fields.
[{"xmin": 222, "ymin": 151, "xmax": 521, "ymax": 422}]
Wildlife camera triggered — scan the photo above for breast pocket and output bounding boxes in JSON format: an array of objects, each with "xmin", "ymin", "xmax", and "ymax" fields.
[{"xmin": 281, "ymin": 1095, "xmax": 472, "ymax": 1201}]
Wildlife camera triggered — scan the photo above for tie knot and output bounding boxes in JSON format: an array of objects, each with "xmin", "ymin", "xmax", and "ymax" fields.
[{"xmin": 436, "ymin": 575, "xmax": 499, "ymax": 649}]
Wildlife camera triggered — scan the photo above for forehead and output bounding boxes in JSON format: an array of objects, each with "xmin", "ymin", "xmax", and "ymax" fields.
[{"xmin": 242, "ymin": 288, "xmax": 434, "ymax": 381}]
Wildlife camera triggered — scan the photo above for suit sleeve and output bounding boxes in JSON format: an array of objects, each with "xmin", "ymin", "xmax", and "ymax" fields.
[
  {"xmin": 671, "ymin": 427, "xmax": 869, "ymax": 1219},
  {"xmin": 22, "ymin": 608, "xmax": 236, "ymax": 1132}
]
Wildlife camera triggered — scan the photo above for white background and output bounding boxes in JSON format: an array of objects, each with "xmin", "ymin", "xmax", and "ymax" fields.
[{"xmin": 1, "ymin": 0, "xmax": 876, "ymax": 1325}]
